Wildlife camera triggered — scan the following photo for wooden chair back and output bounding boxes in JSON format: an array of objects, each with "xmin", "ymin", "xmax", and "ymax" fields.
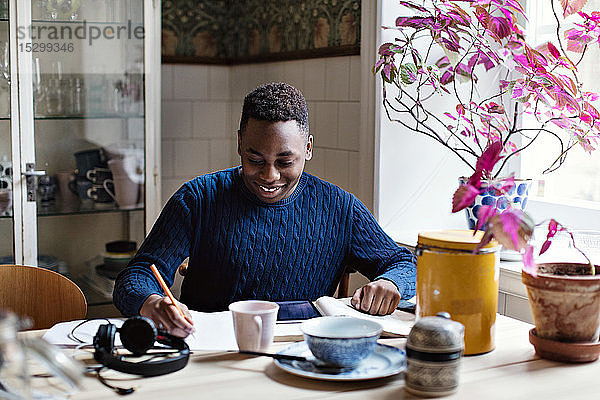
[
  {"xmin": 336, "ymin": 267, "xmax": 357, "ymax": 298},
  {"xmin": 0, "ymin": 265, "xmax": 87, "ymax": 330}
]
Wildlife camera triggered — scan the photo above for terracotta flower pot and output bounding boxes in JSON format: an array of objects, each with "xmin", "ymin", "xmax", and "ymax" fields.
[{"xmin": 522, "ymin": 262, "xmax": 600, "ymax": 342}]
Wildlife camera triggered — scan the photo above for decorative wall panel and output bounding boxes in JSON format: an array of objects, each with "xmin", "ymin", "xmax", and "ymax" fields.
[{"xmin": 162, "ymin": 0, "xmax": 361, "ymax": 63}]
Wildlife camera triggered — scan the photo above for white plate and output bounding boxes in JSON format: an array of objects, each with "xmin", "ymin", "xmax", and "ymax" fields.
[{"xmin": 273, "ymin": 341, "xmax": 406, "ymax": 381}]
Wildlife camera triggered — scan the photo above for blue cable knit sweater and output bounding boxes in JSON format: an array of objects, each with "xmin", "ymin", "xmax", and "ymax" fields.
[{"xmin": 113, "ymin": 167, "xmax": 416, "ymax": 316}]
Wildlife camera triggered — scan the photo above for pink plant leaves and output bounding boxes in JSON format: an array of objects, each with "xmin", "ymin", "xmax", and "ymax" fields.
[
  {"xmin": 539, "ymin": 239, "xmax": 553, "ymax": 255},
  {"xmin": 383, "ymin": 63, "xmax": 393, "ymax": 81},
  {"xmin": 548, "ymin": 218, "xmax": 559, "ymax": 238},
  {"xmin": 522, "ymin": 245, "xmax": 537, "ymax": 276},
  {"xmin": 475, "ymin": 141, "xmax": 504, "ymax": 174},
  {"xmin": 397, "ymin": 1, "xmax": 429, "ymax": 13},
  {"xmin": 486, "ymin": 102, "xmax": 505, "ymax": 114},
  {"xmin": 498, "ymin": 209, "xmax": 524, "ymax": 250},
  {"xmin": 547, "ymin": 42, "xmax": 562, "ymax": 58},
  {"xmin": 452, "ymin": 183, "xmax": 480, "ymax": 212},
  {"xmin": 487, "ymin": 16, "xmax": 514, "ymax": 40},
  {"xmin": 561, "ymin": 0, "xmax": 589, "ymax": 17},
  {"xmin": 473, "ymin": 210, "xmax": 534, "ymax": 256},
  {"xmin": 475, "ymin": 205, "xmax": 497, "ymax": 232},
  {"xmin": 474, "ymin": 229, "xmax": 494, "ymax": 254},
  {"xmin": 540, "ymin": 219, "xmax": 564, "ymax": 255},
  {"xmin": 467, "ymin": 168, "xmax": 483, "ymax": 188},
  {"xmin": 396, "ymin": 16, "xmax": 435, "ymax": 29}
]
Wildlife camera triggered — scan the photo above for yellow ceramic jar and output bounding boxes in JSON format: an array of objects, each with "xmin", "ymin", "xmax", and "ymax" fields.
[{"xmin": 416, "ymin": 230, "xmax": 500, "ymax": 355}]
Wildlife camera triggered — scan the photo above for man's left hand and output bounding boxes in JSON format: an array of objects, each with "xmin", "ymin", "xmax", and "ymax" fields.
[{"xmin": 350, "ymin": 280, "xmax": 401, "ymax": 316}]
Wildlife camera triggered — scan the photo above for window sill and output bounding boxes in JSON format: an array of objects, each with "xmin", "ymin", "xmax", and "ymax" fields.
[{"xmin": 528, "ymin": 196, "xmax": 600, "ymax": 212}]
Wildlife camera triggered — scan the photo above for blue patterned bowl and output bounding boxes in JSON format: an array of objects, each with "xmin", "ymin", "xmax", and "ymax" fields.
[
  {"xmin": 459, "ymin": 178, "xmax": 532, "ymax": 230},
  {"xmin": 300, "ymin": 316, "xmax": 383, "ymax": 368}
]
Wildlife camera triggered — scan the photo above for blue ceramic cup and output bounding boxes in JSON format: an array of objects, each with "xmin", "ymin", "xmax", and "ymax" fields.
[{"xmin": 300, "ymin": 316, "xmax": 382, "ymax": 368}]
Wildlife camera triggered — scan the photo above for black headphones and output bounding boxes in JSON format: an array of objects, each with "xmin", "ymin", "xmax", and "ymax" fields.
[{"xmin": 93, "ymin": 316, "xmax": 190, "ymax": 377}]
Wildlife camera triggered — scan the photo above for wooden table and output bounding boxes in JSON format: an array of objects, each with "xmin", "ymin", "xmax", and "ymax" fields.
[{"xmin": 27, "ymin": 315, "xmax": 600, "ymax": 400}]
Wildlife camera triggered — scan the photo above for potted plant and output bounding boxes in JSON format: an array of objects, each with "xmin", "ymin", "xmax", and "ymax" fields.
[
  {"xmin": 373, "ymin": 0, "xmax": 600, "ymax": 226},
  {"xmin": 452, "ymin": 140, "xmax": 600, "ymax": 362}
]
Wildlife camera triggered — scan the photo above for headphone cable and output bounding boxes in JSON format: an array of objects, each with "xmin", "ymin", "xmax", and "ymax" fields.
[{"xmin": 94, "ymin": 367, "xmax": 136, "ymax": 396}]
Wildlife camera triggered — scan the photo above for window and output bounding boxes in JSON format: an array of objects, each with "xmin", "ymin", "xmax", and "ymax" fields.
[{"xmin": 521, "ymin": 0, "xmax": 600, "ymax": 207}]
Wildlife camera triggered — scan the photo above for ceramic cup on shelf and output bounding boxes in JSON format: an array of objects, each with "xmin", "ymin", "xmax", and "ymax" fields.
[
  {"xmin": 107, "ymin": 156, "xmax": 143, "ymax": 184},
  {"xmin": 228, "ymin": 300, "xmax": 279, "ymax": 352},
  {"xmin": 103, "ymin": 176, "xmax": 138, "ymax": 209},
  {"xmin": 87, "ymin": 184, "xmax": 113, "ymax": 203},
  {"xmin": 74, "ymin": 148, "xmax": 103, "ymax": 178},
  {"xmin": 37, "ymin": 175, "xmax": 56, "ymax": 204},
  {"xmin": 0, "ymin": 188, "xmax": 11, "ymax": 216},
  {"xmin": 73, "ymin": 177, "xmax": 93, "ymax": 201},
  {"xmin": 0, "ymin": 175, "xmax": 11, "ymax": 215},
  {"xmin": 0, "ymin": 176, "xmax": 10, "ymax": 191},
  {"xmin": 56, "ymin": 170, "xmax": 77, "ymax": 203},
  {"xmin": 86, "ymin": 167, "xmax": 112, "ymax": 185}
]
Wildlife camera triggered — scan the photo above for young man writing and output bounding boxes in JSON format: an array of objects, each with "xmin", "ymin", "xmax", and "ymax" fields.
[{"xmin": 113, "ymin": 83, "xmax": 416, "ymax": 337}]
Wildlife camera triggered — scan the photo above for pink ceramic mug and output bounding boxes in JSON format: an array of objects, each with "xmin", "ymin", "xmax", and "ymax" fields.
[
  {"xmin": 56, "ymin": 170, "xmax": 77, "ymax": 203},
  {"xmin": 228, "ymin": 300, "xmax": 279, "ymax": 352},
  {"xmin": 108, "ymin": 156, "xmax": 143, "ymax": 184},
  {"xmin": 103, "ymin": 176, "xmax": 139, "ymax": 209}
]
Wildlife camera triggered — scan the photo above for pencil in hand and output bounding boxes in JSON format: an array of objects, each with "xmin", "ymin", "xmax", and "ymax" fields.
[{"xmin": 149, "ymin": 264, "xmax": 195, "ymax": 328}]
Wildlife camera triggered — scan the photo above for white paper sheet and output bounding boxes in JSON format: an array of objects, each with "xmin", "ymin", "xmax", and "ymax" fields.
[
  {"xmin": 42, "ymin": 311, "xmax": 303, "ymax": 351},
  {"xmin": 185, "ymin": 310, "xmax": 238, "ymax": 351},
  {"xmin": 43, "ymin": 319, "xmax": 124, "ymax": 347}
]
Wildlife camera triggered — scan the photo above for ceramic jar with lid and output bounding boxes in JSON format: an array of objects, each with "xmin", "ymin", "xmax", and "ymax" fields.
[
  {"xmin": 405, "ymin": 312, "xmax": 465, "ymax": 397},
  {"xmin": 416, "ymin": 229, "xmax": 500, "ymax": 355}
]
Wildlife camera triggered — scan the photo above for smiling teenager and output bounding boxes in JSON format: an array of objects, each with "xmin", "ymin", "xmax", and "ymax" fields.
[
  {"xmin": 113, "ymin": 83, "xmax": 416, "ymax": 338},
  {"xmin": 239, "ymin": 119, "xmax": 311, "ymax": 203}
]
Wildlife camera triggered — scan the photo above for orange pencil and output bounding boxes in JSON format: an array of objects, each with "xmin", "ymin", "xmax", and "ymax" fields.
[{"xmin": 150, "ymin": 264, "xmax": 195, "ymax": 327}]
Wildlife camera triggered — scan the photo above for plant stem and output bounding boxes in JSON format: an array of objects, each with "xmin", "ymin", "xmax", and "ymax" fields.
[{"xmin": 566, "ymin": 231, "xmax": 595, "ymax": 275}]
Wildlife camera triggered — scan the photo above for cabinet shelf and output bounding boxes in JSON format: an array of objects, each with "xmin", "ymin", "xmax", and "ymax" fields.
[
  {"xmin": 0, "ymin": 114, "xmax": 144, "ymax": 121},
  {"xmin": 71, "ymin": 275, "xmax": 114, "ymax": 307},
  {"xmin": 1, "ymin": 207, "xmax": 143, "ymax": 219},
  {"xmin": 31, "ymin": 19, "xmax": 143, "ymax": 26},
  {"xmin": 35, "ymin": 202, "xmax": 144, "ymax": 217},
  {"xmin": 34, "ymin": 113, "xmax": 144, "ymax": 120}
]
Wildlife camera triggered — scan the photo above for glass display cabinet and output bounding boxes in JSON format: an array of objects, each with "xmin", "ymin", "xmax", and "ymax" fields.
[{"xmin": 0, "ymin": 0, "xmax": 161, "ymax": 316}]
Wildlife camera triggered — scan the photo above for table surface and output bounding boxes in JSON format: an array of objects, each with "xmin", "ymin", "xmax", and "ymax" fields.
[{"xmin": 26, "ymin": 314, "xmax": 600, "ymax": 400}]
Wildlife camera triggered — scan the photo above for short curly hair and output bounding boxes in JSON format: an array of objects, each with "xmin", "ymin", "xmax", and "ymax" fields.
[{"xmin": 239, "ymin": 83, "xmax": 309, "ymax": 138}]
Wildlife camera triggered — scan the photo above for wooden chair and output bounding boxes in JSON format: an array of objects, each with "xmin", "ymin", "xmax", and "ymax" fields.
[
  {"xmin": 0, "ymin": 265, "xmax": 87, "ymax": 330},
  {"xmin": 336, "ymin": 267, "xmax": 356, "ymax": 298}
]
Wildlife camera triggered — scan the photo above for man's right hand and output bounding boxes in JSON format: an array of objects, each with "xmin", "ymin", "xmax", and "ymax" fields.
[{"xmin": 140, "ymin": 294, "xmax": 195, "ymax": 338}]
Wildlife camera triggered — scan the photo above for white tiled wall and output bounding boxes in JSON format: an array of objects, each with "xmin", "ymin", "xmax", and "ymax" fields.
[{"xmin": 160, "ymin": 55, "xmax": 365, "ymax": 205}]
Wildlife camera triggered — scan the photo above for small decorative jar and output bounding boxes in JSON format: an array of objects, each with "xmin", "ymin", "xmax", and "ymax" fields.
[{"xmin": 405, "ymin": 312, "xmax": 465, "ymax": 397}]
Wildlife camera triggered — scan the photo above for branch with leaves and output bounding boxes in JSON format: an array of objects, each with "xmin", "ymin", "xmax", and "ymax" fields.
[{"xmin": 374, "ymin": 0, "xmax": 600, "ymax": 178}]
